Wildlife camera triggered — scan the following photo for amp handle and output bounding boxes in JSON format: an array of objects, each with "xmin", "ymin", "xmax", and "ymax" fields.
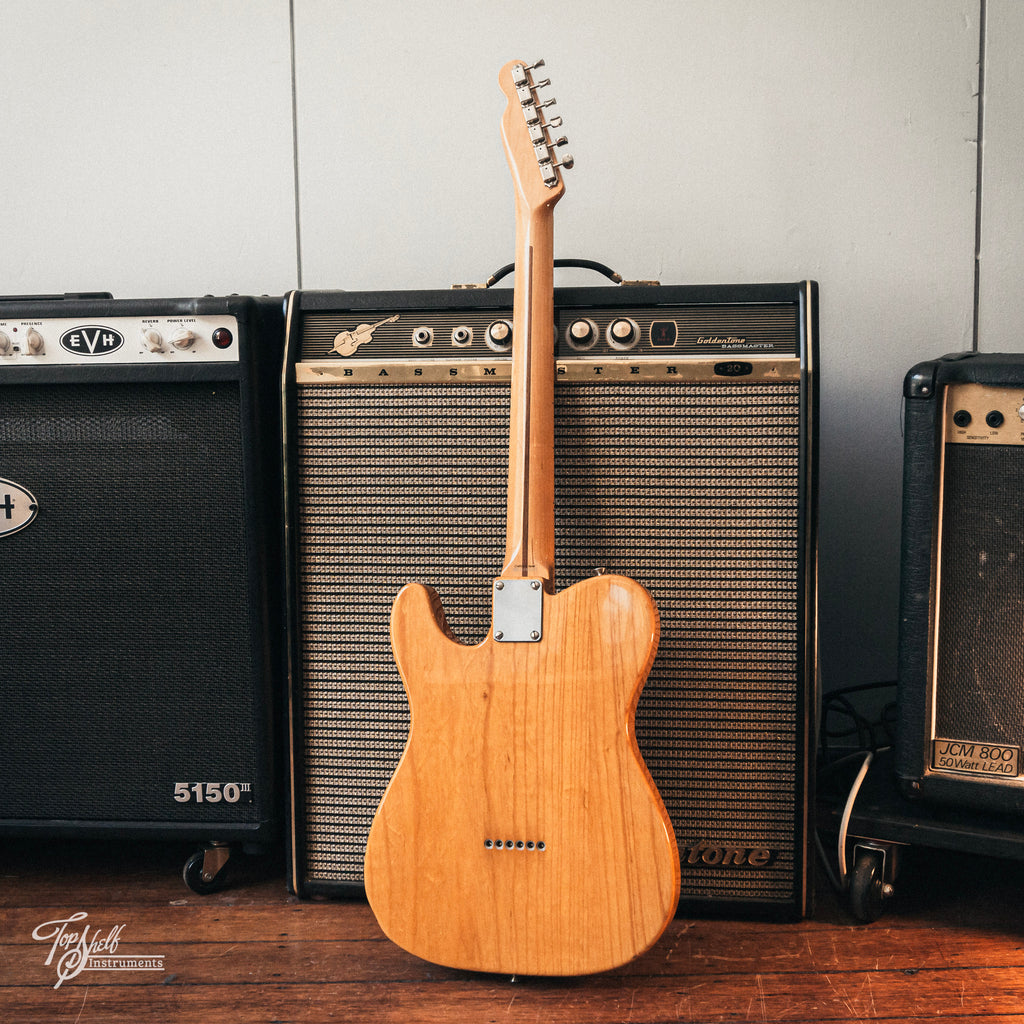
[
  {"xmin": 452, "ymin": 261, "xmax": 660, "ymax": 290},
  {"xmin": 484, "ymin": 259, "xmax": 622, "ymax": 288}
]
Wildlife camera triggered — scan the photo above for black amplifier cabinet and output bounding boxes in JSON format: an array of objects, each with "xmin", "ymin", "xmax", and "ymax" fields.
[
  {"xmin": 0, "ymin": 293, "xmax": 285, "ymax": 888},
  {"xmin": 898, "ymin": 352, "xmax": 1024, "ymax": 815},
  {"xmin": 284, "ymin": 281, "xmax": 818, "ymax": 918}
]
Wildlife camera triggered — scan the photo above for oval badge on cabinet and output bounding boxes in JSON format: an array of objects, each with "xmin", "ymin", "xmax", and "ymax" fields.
[{"xmin": 0, "ymin": 479, "xmax": 39, "ymax": 538}]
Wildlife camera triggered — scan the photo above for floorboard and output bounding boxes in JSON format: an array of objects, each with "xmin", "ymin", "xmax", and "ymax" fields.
[{"xmin": 2, "ymin": 837, "xmax": 1024, "ymax": 1022}]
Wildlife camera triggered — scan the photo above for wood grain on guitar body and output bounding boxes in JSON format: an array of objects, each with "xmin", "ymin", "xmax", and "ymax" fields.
[{"xmin": 363, "ymin": 59, "xmax": 680, "ymax": 977}]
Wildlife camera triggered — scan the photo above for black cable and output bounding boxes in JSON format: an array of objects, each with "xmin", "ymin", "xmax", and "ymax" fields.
[{"xmin": 484, "ymin": 259, "xmax": 623, "ymax": 288}]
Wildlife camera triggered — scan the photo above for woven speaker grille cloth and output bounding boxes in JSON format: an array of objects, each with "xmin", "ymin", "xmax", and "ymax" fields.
[
  {"xmin": 0, "ymin": 382, "xmax": 262, "ymax": 823},
  {"xmin": 295, "ymin": 380, "xmax": 804, "ymax": 903}
]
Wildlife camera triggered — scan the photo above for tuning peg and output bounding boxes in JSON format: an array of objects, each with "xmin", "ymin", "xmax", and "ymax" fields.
[
  {"xmin": 525, "ymin": 59, "xmax": 546, "ymax": 71},
  {"xmin": 533, "ymin": 77, "xmax": 551, "ymax": 89},
  {"xmin": 546, "ymin": 116, "xmax": 563, "ymax": 129},
  {"xmin": 553, "ymin": 134, "xmax": 573, "ymax": 170}
]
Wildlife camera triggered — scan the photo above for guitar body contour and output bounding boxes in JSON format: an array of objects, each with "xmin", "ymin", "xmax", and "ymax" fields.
[
  {"xmin": 364, "ymin": 59, "xmax": 680, "ymax": 975},
  {"xmin": 364, "ymin": 573, "xmax": 680, "ymax": 976}
]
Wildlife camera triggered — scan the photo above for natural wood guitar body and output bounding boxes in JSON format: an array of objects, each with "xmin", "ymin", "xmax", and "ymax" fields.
[
  {"xmin": 364, "ymin": 573, "xmax": 680, "ymax": 976},
  {"xmin": 364, "ymin": 59, "xmax": 680, "ymax": 976}
]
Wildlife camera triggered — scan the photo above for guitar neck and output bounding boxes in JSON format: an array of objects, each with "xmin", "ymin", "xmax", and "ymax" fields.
[
  {"xmin": 501, "ymin": 196, "xmax": 557, "ymax": 586},
  {"xmin": 497, "ymin": 58, "xmax": 570, "ymax": 588}
]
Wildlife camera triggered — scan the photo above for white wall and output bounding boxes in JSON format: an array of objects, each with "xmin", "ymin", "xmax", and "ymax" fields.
[
  {"xmin": 977, "ymin": 0, "xmax": 1024, "ymax": 351},
  {"xmin": 3, "ymin": 1, "xmax": 1007, "ymax": 702},
  {"xmin": 1, "ymin": 1, "xmax": 297, "ymax": 297}
]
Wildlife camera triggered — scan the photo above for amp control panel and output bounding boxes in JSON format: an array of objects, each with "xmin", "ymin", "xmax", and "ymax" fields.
[
  {"xmin": 0, "ymin": 313, "xmax": 240, "ymax": 365},
  {"xmin": 297, "ymin": 301, "xmax": 802, "ymax": 361}
]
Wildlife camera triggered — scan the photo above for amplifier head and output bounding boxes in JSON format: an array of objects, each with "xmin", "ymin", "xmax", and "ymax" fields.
[
  {"xmin": 0, "ymin": 293, "xmax": 284, "ymax": 844},
  {"xmin": 285, "ymin": 281, "xmax": 818, "ymax": 917},
  {"xmin": 898, "ymin": 352, "xmax": 1024, "ymax": 814}
]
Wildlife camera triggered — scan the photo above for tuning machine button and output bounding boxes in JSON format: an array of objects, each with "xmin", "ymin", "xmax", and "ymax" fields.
[
  {"xmin": 566, "ymin": 319, "xmax": 598, "ymax": 351},
  {"xmin": 486, "ymin": 320, "xmax": 513, "ymax": 352},
  {"xmin": 552, "ymin": 135, "xmax": 573, "ymax": 170},
  {"xmin": 607, "ymin": 318, "xmax": 639, "ymax": 350}
]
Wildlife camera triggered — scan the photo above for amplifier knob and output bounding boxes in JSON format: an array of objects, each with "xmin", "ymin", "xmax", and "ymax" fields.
[
  {"xmin": 26, "ymin": 328, "xmax": 45, "ymax": 355},
  {"xmin": 566, "ymin": 318, "xmax": 597, "ymax": 350},
  {"xmin": 169, "ymin": 328, "xmax": 197, "ymax": 350},
  {"xmin": 607, "ymin": 318, "xmax": 639, "ymax": 350},
  {"xmin": 486, "ymin": 320, "xmax": 512, "ymax": 352},
  {"xmin": 142, "ymin": 328, "xmax": 165, "ymax": 353},
  {"xmin": 0, "ymin": 331, "xmax": 12, "ymax": 355}
]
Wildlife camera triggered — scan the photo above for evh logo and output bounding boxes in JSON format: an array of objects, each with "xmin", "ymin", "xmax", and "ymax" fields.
[
  {"xmin": 0, "ymin": 479, "xmax": 39, "ymax": 538},
  {"xmin": 59, "ymin": 325, "xmax": 125, "ymax": 357}
]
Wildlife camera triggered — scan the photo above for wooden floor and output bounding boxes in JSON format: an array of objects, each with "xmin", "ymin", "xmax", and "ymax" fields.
[{"xmin": 3, "ymin": 835, "xmax": 1024, "ymax": 1023}]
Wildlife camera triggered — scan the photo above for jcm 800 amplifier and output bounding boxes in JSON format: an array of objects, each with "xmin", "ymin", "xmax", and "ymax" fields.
[
  {"xmin": 284, "ymin": 281, "xmax": 818, "ymax": 918},
  {"xmin": 898, "ymin": 352, "xmax": 1024, "ymax": 817}
]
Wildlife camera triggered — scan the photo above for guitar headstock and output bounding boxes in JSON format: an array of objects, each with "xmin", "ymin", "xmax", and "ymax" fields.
[{"xmin": 499, "ymin": 59, "xmax": 573, "ymax": 211}]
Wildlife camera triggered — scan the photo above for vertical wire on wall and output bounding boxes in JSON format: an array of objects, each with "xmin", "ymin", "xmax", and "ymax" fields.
[
  {"xmin": 289, "ymin": 0, "xmax": 304, "ymax": 289},
  {"xmin": 972, "ymin": 0, "xmax": 988, "ymax": 351}
]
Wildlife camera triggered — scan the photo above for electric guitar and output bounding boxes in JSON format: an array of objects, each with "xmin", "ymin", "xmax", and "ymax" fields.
[{"xmin": 363, "ymin": 59, "xmax": 680, "ymax": 976}]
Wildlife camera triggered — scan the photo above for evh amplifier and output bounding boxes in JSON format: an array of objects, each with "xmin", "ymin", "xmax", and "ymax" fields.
[
  {"xmin": 0, "ymin": 293, "xmax": 284, "ymax": 888},
  {"xmin": 284, "ymin": 281, "xmax": 818, "ymax": 917},
  {"xmin": 898, "ymin": 352, "xmax": 1024, "ymax": 815}
]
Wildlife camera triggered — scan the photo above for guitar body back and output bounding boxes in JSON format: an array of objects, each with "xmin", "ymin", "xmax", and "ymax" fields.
[{"xmin": 364, "ymin": 573, "xmax": 680, "ymax": 976}]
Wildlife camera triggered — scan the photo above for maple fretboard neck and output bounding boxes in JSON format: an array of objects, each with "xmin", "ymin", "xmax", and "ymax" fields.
[
  {"xmin": 501, "ymin": 202, "xmax": 557, "ymax": 586},
  {"xmin": 497, "ymin": 58, "xmax": 570, "ymax": 589}
]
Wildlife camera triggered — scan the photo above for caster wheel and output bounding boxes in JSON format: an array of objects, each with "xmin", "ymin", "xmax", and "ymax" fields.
[
  {"xmin": 848, "ymin": 850, "xmax": 886, "ymax": 923},
  {"xmin": 182, "ymin": 847, "xmax": 231, "ymax": 895}
]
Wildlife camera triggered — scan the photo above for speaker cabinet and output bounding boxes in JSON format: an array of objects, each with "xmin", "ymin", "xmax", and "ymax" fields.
[
  {"xmin": 898, "ymin": 352, "xmax": 1024, "ymax": 814},
  {"xmin": 0, "ymin": 294, "xmax": 284, "ymax": 861},
  {"xmin": 285, "ymin": 282, "xmax": 818, "ymax": 917}
]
